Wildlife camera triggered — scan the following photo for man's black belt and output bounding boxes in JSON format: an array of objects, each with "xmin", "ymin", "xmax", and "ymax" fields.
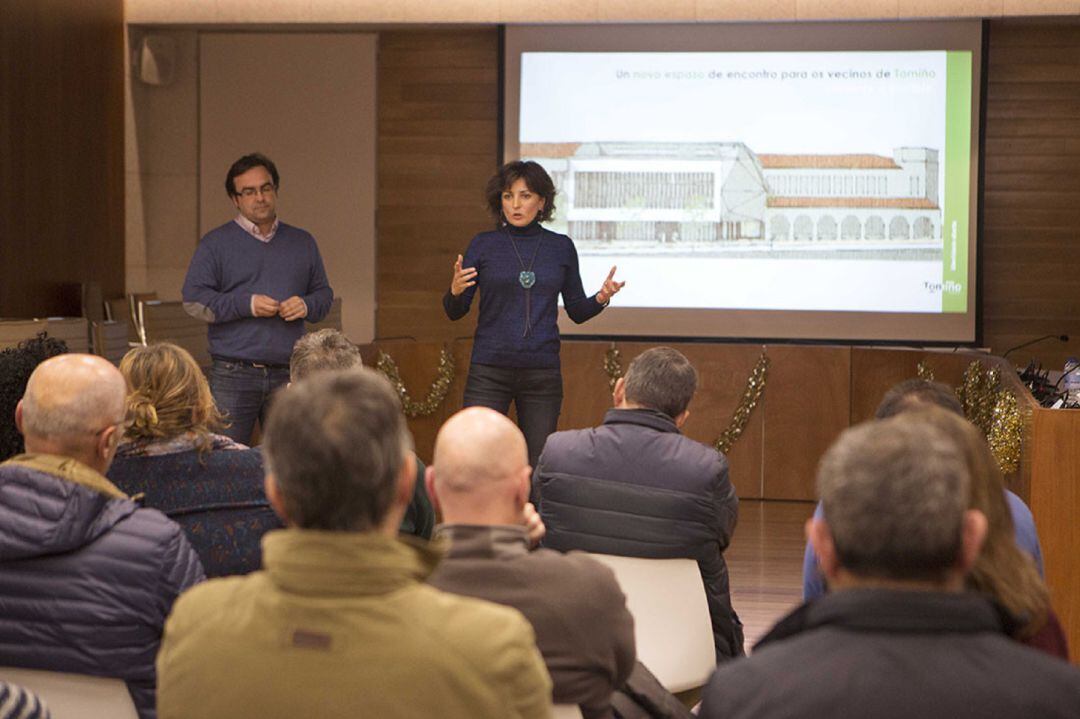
[{"xmin": 212, "ymin": 355, "xmax": 290, "ymax": 370}]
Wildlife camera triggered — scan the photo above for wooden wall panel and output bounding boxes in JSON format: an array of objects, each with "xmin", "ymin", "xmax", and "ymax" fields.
[
  {"xmin": 1028, "ymin": 408, "xmax": 1080, "ymax": 662},
  {"xmin": 849, "ymin": 347, "xmax": 979, "ymax": 424},
  {"xmin": 761, "ymin": 345, "xmax": 851, "ymax": 500},
  {"xmin": 982, "ymin": 21, "xmax": 1080, "ymax": 371},
  {"xmin": 376, "ymin": 30, "xmax": 499, "ymax": 341},
  {"xmin": 0, "ymin": 0, "xmax": 125, "ymax": 318}
]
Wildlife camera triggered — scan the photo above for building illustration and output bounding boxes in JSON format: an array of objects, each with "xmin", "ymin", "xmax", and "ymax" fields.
[{"xmin": 521, "ymin": 142, "xmax": 942, "ymax": 254}]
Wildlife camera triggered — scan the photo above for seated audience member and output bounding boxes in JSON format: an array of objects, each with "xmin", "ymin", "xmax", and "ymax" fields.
[
  {"xmin": 536, "ymin": 347, "xmax": 742, "ymax": 660},
  {"xmin": 107, "ymin": 343, "xmax": 281, "ymax": 577},
  {"xmin": 156, "ymin": 368, "xmax": 552, "ymax": 719},
  {"xmin": 429, "ymin": 407, "xmax": 689, "ymax": 719},
  {"xmin": 0, "ymin": 333, "xmax": 67, "ymax": 461},
  {"xmin": 700, "ymin": 410, "xmax": 1080, "ymax": 719},
  {"xmin": 0, "ymin": 683, "xmax": 50, "ymax": 719},
  {"xmin": 0, "ymin": 354, "xmax": 204, "ymax": 719},
  {"xmin": 927, "ymin": 407, "xmax": 1069, "ymax": 659},
  {"xmin": 803, "ymin": 379, "xmax": 1044, "ymax": 599},
  {"xmin": 289, "ymin": 328, "xmax": 434, "ymax": 539}
]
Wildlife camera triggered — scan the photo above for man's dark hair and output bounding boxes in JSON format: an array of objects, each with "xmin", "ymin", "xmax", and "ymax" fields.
[
  {"xmin": 0, "ymin": 333, "xmax": 68, "ymax": 461},
  {"xmin": 290, "ymin": 329, "xmax": 362, "ymax": 383},
  {"xmin": 225, "ymin": 153, "xmax": 280, "ymax": 197},
  {"xmin": 622, "ymin": 347, "xmax": 698, "ymax": 419},
  {"xmin": 875, "ymin": 379, "xmax": 964, "ymax": 419},
  {"xmin": 262, "ymin": 368, "xmax": 412, "ymax": 532},
  {"xmin": 484, "ymin": 160, "xmax": 556, "ymax": 224}
]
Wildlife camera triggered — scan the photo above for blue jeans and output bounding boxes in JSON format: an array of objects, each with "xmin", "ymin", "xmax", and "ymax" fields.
[
  {"xmin": 209, "ymin": 359, "xmax": 291, "ymax": 446},
  {"xmin": 462, "ymin": 363, "xmax": 563, "ymax": 470}
]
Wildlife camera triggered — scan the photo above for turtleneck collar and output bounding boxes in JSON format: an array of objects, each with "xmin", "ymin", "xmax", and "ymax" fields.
[{"xmin": 504, "ymin": 220, "xmax": 542, "ymax": 237}]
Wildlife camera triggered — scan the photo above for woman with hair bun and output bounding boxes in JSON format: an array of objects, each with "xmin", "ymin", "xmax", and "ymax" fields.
[
  {"xmin": 444, "ymin": 160, "xmax": 624, "ymax": 467},
  {"xmin": 107, "ymin": 342, "xmax": 280, "ymax": 577}
]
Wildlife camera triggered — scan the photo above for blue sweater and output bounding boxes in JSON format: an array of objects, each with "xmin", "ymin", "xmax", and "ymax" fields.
[
  {"xmin": 182, "ymin": 221, "xmax": 333, "ymax": 365},
  {"xmin": 444, "ymin": 222, "xmax": 603, "ymax": 369}
]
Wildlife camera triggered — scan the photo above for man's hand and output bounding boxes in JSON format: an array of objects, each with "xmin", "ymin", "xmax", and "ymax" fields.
[
  {"xmin": 251, "ymin": 294, "xmax": 280, "ymax": 318},
  {"xmin": 278, "ymin": 296, "xmax": 308, "ymax": 322},
  {"xmin": 522, "ymin": 502, "xmax": 546, "ymax": 548}
]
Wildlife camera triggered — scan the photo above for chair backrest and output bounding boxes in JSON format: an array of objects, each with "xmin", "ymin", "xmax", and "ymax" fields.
[
  {"xmin": 139, "ymin": 301, "xmax": 210, "ymax": 368},
  {"xmin": 552, "ymin": 704, "xmax": 584, "ymax": 719},
  {"xmin": 0, "ymin": 667, "xmax": 137, "ymax": 719},
  {"xmin": 91, "ymin": 320, "xmax": 130, "ymax": 365},
  {"xmin": 587, "ymin": 554, "xmax": 716, "ymax": 693},
  {"xmin": 0, "ymin": 318, "xmax": 89, "ymax": 353},
  {"xmin": 104, "ymin": 296, "xmax": 146, "ymax": 344}
]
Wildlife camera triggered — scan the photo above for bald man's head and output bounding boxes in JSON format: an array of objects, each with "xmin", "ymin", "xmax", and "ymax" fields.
[
  {"xmin": 429, "ymin": 407, "xmax": 531, "ymax": 525},
  {"xmin": 18, "ymin": 354, "xmax": 127, "ymax": 469}
]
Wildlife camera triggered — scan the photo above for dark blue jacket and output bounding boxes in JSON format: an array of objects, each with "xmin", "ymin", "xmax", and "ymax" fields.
[
  {"xmin": 0, "ymin": 456, "xmax": 204, "ymax": 719},
  {"xmin": 700, "ymin": 590, "xmax": 1080, "ymax": 719},
  {"xmin": 535, "ymin": 408, "xmax": 743, "ymax": 660},
  {"xmin": 107, "ymin": 441, "xmax": 281, "ymax": 578}
]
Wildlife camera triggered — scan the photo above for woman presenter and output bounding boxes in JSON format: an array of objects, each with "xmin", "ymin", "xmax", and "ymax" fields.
[{"xmin": 444, "ymin": 160, "xmax": 624, "ymax": 467}]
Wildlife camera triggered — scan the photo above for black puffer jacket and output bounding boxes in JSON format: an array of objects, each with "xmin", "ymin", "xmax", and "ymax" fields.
[
  {"xmin": 536, "ymin": 409, "xmax": 743, "ymax": 660},
  {"xmin": 0, "ymin": 455, "xmax": 205, "ymax": 719}
]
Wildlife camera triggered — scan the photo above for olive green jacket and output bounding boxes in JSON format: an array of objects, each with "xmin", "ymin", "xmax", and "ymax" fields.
[{"xmin": 157, "ymin": 529, "xmax": 552, "ymax": 719}]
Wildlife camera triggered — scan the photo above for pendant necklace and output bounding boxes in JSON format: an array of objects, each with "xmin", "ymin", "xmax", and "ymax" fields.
[{"xmin": 506, "ymin": 226, "xmax": 544, "ymax": 337}]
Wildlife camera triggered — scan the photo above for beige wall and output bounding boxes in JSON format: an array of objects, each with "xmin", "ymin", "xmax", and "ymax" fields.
[
  {"xmin": 126, "ymin": 30, "xmax": 378, "ymax": 342},
  {"xmin": 126, "ymin": 29, "xmax": 199, "ymax": 300},
  {"xmin": 198, "ymin": 33, "xmax": 377, "ymax": 343},
  {"xmin": 124, "ymin": 0, "xmax": 1080, "ymax": 23}
]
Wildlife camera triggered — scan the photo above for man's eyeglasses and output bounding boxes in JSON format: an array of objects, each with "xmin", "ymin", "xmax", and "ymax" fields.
[{"xmin": 237, "ymin": 183, "xmax": 276, "ymax": 198}]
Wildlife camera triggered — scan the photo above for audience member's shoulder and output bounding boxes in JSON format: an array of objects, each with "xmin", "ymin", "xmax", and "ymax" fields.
[
  {"xmin": 115, "ymin": 504, "xmax": 194, "ymax": 551},
  {"xmin": 411, "ymin": 583, "xmax": 538, "ymax": 654}
]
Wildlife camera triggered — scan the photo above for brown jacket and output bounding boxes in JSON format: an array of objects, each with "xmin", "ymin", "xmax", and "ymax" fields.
[
  {"xmin": 157, "ymin": 529, "xmax": 552, "ymax": 719},
  {"xmin": 429, "ymin": 524, "xmax": 636, "ymax": 719}
]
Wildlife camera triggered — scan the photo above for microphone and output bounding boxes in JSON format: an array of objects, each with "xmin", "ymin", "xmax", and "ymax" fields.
[{"xmin": 1002, "ymin": 334, "xmax": 1069, "ymax": 360}]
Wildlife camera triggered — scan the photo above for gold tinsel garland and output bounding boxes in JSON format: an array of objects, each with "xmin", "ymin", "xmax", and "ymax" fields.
[
  {"xmin": 916, "ymin": 360, "xmax": 935, "ymax": 381},
  {"xmin": 376, "ymin": 347, "xmax": 455, "ymax": 418},
  {"xmin": 715, "ymin": 351, "xmax": 770, "ymax": 455},
  {"xmin": 600, "ymin": 345, "xmax": 769, "ymax": 454},
  {"xmin": 954, "ymin": 360, "xmax": 1025, "ymax": 475},
  {"xmin": 603, "ymin": 344, "xmax": 624, "ymax": 391}
]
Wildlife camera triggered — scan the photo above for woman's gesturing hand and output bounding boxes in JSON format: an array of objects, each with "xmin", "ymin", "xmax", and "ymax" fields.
[
  {"xmin": 450, "ymin": 254, "xmax": 478, "ymax": 296},
  {"xmin": 596, "ymin": 265, "xmax": 626, "ymax": 305}
]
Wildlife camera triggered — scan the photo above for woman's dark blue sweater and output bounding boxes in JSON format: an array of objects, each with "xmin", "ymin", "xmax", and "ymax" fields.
[{"xmin": 443, "ymin": 222, "xmax": 603, "ymax": 369}]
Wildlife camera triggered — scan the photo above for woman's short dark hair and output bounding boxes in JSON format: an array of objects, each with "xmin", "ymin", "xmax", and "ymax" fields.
[
  {"xmin": 0, "ymin": 333, "xmax": 68, "ymax": 461},
  {"xmin": 225, "ymin": 153, "xmax": 280, "ymax": 197},
  {"xmin": 484, "ymin": 160, "xmax": 556, "ymax": 224}
]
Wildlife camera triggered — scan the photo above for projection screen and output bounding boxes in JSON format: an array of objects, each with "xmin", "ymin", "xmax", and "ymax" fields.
[{"xmin": 504, "ymin": 21, "xmax": 984, "ymax": 343}]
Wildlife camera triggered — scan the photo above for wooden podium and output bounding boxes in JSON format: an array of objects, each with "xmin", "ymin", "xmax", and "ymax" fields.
[{"xmin": 1015, "ymin": 378, "xmax": 1080, "ymax": 660}]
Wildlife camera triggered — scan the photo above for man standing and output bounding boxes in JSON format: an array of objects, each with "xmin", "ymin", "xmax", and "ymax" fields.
[
  {"xmin": 427, "ymin": 407, "xmax": 645, "ymax": 719},
  {"xmin": 182, "ymin": 153, "xmax": 333, "ymax": 445},
  {"xmin": 535, "ymin": 347, "xmax": 742, "ymax": 660},
  {"xmin": 156, "ymin": 369, "xmax": 552, "ymax": 719},
  {"xmin": 0, "ymin": 354, "xmax": 204, "ymax": 719},
  {"xmin": 700, "ymin": 411, "xmax": 1080, "ymax": 719}
]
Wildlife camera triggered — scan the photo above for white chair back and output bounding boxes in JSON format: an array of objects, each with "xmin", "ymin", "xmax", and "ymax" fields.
[
  {"xmin": 0, "ymin": 667, "xmax": 138, "ymax": 719},
  {"xmin": 587, "ymin": 554, "xmax": 716, "ymax": 693},
  {"xmin": 552, "ymin": 704, "xmax": 584, "ymax": 719}
]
